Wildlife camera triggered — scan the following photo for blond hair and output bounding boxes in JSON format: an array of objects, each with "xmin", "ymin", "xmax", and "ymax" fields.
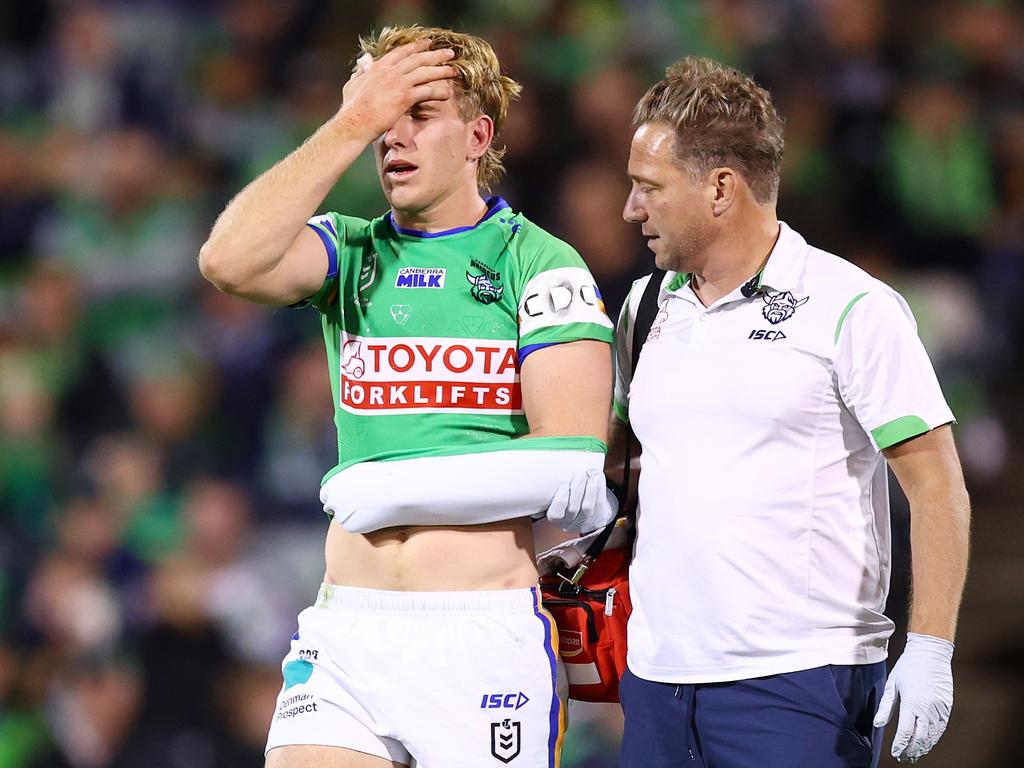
[
  {"xmin": 634, "ymin": 56, "xmax": 784, "ymax": 203},
  {"xmin": 359, "ymin": 26, "xmax": 522, "ymax": 192}
]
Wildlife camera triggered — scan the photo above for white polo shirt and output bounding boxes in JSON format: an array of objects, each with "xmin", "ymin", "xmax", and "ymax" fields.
[{"xmin": 614, "ymin": 222, "xmax": 954, "ymax": 684}]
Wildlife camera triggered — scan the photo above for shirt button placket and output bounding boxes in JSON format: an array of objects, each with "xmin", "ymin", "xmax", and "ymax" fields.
[{"xmin": 692, "ymin": 311, "xmax": 708, "ymax": 340}]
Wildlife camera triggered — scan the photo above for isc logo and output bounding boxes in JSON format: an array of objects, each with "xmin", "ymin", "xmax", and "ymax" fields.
[
  {"xmin": 480, "ymin": 692, "xmax": 530, "ymax": 710},
  {"xmin": 747, "ymin": 329, "xmax": 787, "ymax": 342}
]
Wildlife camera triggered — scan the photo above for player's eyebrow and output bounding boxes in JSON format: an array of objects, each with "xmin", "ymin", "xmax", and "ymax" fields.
[{"xmin": 411, "ymin": 101, "xmax": 443, "ymax": 114}]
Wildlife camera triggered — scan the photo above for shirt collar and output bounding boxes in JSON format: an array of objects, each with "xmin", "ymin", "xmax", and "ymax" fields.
[
  {"xmin": 661, "ymin": 220, "xmax": 807, "ymax": 306},
  {"xmin": 388, "ymin": 196, "xmax": 509, "ymax": 239},
  {"xmin": 756, "ymin": 221, "xmax": 806, "ymax": 294}
]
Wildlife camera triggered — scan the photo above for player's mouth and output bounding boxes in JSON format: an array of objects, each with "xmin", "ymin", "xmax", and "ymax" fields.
[
  {"xmin": 643, "ymin": 231, "xmax": 660, "ymax": 249},
  {"xmin": 385, "ymin": 158, "xmax": 419, "ymax": 181}
]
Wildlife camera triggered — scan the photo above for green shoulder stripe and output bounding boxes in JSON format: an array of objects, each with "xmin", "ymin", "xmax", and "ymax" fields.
[
  {"xmin": 834, "ymin": 292, "xmax": 869, "ymax": 344},
  {"xmin": 872, "ymin": 416, "xmax": 931, "ymax": 450}
]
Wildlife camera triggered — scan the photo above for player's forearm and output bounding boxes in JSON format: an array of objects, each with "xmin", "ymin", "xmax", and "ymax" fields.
[
  {"xmin": 198, "ymin": 114, "xmax": 372, "ymax": 291},
  {"xmin": 604, "ymin": 415, "xmax": 628, "ymax": 476},
  {"xmin": 906, "ymin": 479, "xmax": 971, "ymax": 641},
  {"xmin": 603, "ymin": 414, "xmax": 640, "ymax": 509}
]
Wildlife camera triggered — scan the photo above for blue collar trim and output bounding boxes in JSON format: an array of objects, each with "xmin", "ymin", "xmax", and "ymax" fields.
[{"xmin": 389, "ymin": 196, "xmax": 510, "ymax": 238}]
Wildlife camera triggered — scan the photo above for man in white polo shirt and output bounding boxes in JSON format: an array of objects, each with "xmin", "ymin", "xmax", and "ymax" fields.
[{"xmin": 605, "ymin": 57, "xmax": 971, "ymax": 767}]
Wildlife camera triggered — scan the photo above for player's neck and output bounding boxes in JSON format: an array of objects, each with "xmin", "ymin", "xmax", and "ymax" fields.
[
  {"xmin": 391, "ymin": 186, "xmax": 489, "ymax": 234},
  {"xmin": 691, "ymin": 212, "xmax": 779, "ymax": 307}
]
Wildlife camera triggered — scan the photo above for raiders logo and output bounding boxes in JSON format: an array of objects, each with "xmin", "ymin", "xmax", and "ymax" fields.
[
  {"xmin": 467, "ymin": 259, "xmax": 504, "ymax": 305},
  {"xmin": 761, "ymin": 290, "xmax": 809, "ymax": 325}
]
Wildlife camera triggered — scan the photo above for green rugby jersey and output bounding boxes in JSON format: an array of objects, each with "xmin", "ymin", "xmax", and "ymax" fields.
[{"xmin": 304, "ymin": 196, "xmax": 614, "ymax": 482}]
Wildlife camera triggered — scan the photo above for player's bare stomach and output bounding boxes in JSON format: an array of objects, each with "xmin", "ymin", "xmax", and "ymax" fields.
[{"xmin": 323, "ymin": 516, "xmax": 539, "ymax": 591}]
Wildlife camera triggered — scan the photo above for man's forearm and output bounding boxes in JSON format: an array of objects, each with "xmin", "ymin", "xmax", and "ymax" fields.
[
  {"xmin": 907, "ymin": 480, "xmax": 971, "ymax": 641},
  {"xmin": 199, "ymin": 115, "xmax": 371, "ymax": 288}
]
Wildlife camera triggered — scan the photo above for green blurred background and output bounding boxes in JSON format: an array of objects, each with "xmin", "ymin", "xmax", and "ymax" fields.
[{"xmin": 1, "ymin": 1, "xmax": 1023, "ymax": 766}]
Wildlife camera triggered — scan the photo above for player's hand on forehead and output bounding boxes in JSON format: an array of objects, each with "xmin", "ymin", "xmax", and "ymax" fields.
[
  {"xmin": 354, "ymin": 39, "xmax": 457, "ymax": 84},
  {"xmin": 340, "ymin": 38, "xmax": 457, "ymax": 140},
  {"xmin": 382, "ymin": 38, "xmax": 453, "ymax": 67},
  {"xmin": 411, "ymin": 78, "xmax": 455, "ymax": 108}
]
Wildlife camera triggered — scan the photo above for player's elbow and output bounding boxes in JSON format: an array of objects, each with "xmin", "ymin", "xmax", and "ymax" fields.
[
  {"xmin": 198, "ymin": 239, "xmax": 246, "ymax": 294},
  {"xmin": 198, "ymin": 239, "xmax": 224, "ymax": 284}
]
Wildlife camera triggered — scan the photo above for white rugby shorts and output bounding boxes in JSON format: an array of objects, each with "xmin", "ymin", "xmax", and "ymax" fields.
[{"xmin": 266, "ymin": 584, "xmax": 567, "ymax": 767}]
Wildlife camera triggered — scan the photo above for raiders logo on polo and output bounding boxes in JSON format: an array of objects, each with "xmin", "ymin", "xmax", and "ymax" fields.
[{"xmin": 761, "ymin": 290, "xmax": 809, "ymax": 325}]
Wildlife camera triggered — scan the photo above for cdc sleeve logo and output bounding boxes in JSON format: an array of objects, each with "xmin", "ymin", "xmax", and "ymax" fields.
[{"xmin": 490, "ymin": 719, "xmax": 521, "ymax": 763}]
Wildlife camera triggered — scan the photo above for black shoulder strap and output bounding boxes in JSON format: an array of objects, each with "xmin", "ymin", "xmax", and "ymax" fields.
[
  {"xmin": 574, "ymin": 269, "xmax": 667, "ymax": 570},
  {"xmin": 631, "ymin": 268, "xmax": 667, "ymax": 374},
  {"xmin": 620, "ymin": 267, "xmax": 665, "ymax": 509}
]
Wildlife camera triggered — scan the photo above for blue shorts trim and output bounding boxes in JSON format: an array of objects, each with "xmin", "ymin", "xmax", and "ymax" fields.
[{"xmin": 532, "ymin": 588, "xmax": 564, "ymax": 768}]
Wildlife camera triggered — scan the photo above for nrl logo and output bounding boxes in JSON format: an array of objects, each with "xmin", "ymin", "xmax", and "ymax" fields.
[
  {"xmin": 354, "ymin": 252, "xmax": 378, "ymax": 308},
  {"xmin": 467, "ymin": 259, "xmax": 503, "ymax": 305},
  {"xmin": 762, "ymin": 290, "xmax": 809, "ymax": 325},
  {"xmin": 359, "ymin": 252, "xmax": 378, "ymax": 292},
  {"xmin": 490, "ymin": 719, "xmax": 521, "ymax": 763}
]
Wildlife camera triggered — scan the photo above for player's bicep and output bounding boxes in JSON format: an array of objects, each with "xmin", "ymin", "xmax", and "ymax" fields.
[
  {"xmin": 519, "ymin": 339, "xmax": 612, "ymax": 442},
  {"xmin": 235, "ymin": 226, "xmax": 330, "ymax": 306}
]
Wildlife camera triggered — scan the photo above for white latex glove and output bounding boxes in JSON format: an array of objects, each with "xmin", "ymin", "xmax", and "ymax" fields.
[
  {"xmin": 536, "ymin": 518, "xmax": 629, "ymax": 576},
  {"xmin": 874, "ymin": 632, "xmax": 955, "ymax": 763},
  {"xmin": 544, "ymin": 468, "xmax": 619, "ymax": 533}
]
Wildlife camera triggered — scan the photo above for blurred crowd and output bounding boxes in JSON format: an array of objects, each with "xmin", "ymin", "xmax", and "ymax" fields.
[{"xmin": 1, "ymin": 1, "xmax": 1022, "ymax": 767}]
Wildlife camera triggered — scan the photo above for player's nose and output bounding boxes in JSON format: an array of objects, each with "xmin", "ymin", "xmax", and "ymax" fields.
[{"xmin": 383, "ymin": 116, "xmax": 412, "ymax": 149}]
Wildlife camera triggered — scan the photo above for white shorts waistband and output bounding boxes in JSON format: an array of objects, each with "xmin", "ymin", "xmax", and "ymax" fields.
[{"xmin": 314, "ymin": 583, "xmax": 540, "ymax": 614}]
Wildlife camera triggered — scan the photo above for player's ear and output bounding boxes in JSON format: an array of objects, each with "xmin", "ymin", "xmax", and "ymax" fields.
[
  {"xmin": 709, "ymin": 167, "xmax": 737, "ymax": 216},
  {"xmin": 467, "ymin": 114, "xmax": 493, "ymax": 162}
]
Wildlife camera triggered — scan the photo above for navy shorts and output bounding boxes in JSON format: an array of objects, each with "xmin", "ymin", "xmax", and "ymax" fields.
[{"xmin": 619, "ymin": 662, "xmax": 886, "ymax": 768}]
